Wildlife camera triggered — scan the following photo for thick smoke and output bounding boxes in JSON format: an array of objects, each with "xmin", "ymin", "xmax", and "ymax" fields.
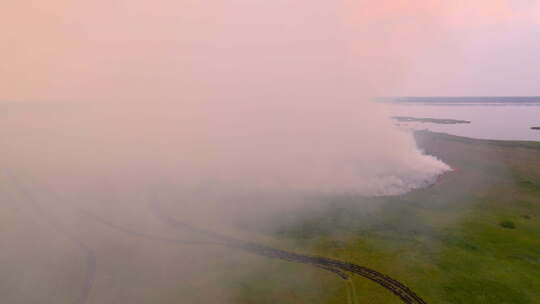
[
  {"xmin": 4, "ymin": 0, "xmax": 453, "ymax": 195},
  {"xmin": 2, "ymin": 1, "xmax": 460, "ymax": 195}
]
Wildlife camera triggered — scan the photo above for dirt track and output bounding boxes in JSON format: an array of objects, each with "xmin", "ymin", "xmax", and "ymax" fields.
[
  {"xmin": 80, "ymin": 202, "xmax": 428, "ymax": 304},
  {"xmin": 148, "ymin": 202, "xmax": 428, "ymax": 304}
]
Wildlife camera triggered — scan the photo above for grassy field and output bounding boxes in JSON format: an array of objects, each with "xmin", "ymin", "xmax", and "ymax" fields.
[
  {"xmin": 3, "ymin": 131, "xmax": 539, "ymax": 303},
  {"xmin": 233, "ymin": 131, "xmax": 540, "ymax": 304}
]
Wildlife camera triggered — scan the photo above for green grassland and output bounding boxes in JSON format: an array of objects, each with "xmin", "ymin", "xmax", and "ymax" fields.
[
  {"xmin": 3, "ymin": 131, "xmax": 539, "ymax": 303},
  {"xmin": 233, "ymin": 131, "xmax": 540, "ymax": 304}
]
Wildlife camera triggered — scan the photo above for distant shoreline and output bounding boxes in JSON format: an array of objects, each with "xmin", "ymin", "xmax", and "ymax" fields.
[
  {"xmin": 392, "ymin": 116, "xmax": 470, "ymax": 124},
  {"xmin": 379, "ymin": 96, "xmax": 540, "ymax": 103},
  {"xmin": 415, "ymin": 130, "xmax": 540, "ymax": 147}
]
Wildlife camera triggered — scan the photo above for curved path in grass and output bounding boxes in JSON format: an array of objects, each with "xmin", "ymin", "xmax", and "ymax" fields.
[{"xmin": 87, "ymin": 202, "xmax": 427, "ymax": 304}]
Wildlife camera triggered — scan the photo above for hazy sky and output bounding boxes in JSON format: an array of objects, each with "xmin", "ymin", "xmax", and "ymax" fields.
[
  {"xmin": 1, "ymin": 0, "xmax": 539, "ymax": 102},
  {"xmin": 398, "ymin": 0, "xmax": 540, "ymax": 96}
]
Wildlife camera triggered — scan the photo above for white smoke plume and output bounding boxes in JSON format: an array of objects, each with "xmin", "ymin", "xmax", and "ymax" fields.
[{"xmin": 1, "ymin": 0, "xmax": 458, "ymax": 196}]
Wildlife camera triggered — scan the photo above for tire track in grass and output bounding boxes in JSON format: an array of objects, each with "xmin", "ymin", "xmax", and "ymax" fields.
[
  {"xmin": 150, "ymin": 202, "xmax": 427, "ymax": 303},
  {"xmin": 82, "ymin": 201, "xmax": 427, "ymax": 303},
  {"xmin": 80, "ymin": 210, "xmax": 350, "ymax": 281}
]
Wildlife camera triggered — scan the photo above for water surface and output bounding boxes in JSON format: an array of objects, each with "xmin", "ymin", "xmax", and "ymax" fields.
[{"xmin": 384, "ymin": 102, "xmax": 540, "ymax": 141}]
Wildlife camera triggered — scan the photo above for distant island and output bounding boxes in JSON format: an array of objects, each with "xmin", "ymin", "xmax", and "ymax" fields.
[
  {"xmin": 532, "ymin": 127, "xmax": 540, "ymax": 130},
  {"xmin": 379, "ymin": 96, "xmax": 540, "ymax": 104},
  {"xmin": 392, "ymin": 116, "xmax": 471, "ymax": 124}
]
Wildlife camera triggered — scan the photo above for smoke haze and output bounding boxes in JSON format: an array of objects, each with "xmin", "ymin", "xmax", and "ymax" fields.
[
  {"xmin": 7, "ymin": 1, "xmax": 537, "ymax": 302},
  {"xmin": 3, "ymin": 0, "xmax": 458, "ymax": 196}
]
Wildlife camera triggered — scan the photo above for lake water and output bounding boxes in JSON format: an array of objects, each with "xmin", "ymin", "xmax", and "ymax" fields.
[{"xmin": 384, "ymin": 103, "xmax": 540, "ymax": 141}]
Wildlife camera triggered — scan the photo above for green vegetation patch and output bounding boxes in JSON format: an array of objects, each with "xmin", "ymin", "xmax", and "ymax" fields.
[
  {"xmin": 233, "ymin": 132, "xmax": 540, "ymax": 304},
  {"xmin": 500, "ymin": 220, "xmax": 516, "ymax": 229}
]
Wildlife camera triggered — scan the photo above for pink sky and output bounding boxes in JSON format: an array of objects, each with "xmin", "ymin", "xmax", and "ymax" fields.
[{"xmin": 1, "ymin": 0, "xmax": 539, "ymax": 102}]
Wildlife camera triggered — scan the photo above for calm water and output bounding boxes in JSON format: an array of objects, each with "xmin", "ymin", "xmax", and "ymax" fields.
[{"xmin": 384, "ymin": 103, "xmax": 540, "ymax": 141}]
